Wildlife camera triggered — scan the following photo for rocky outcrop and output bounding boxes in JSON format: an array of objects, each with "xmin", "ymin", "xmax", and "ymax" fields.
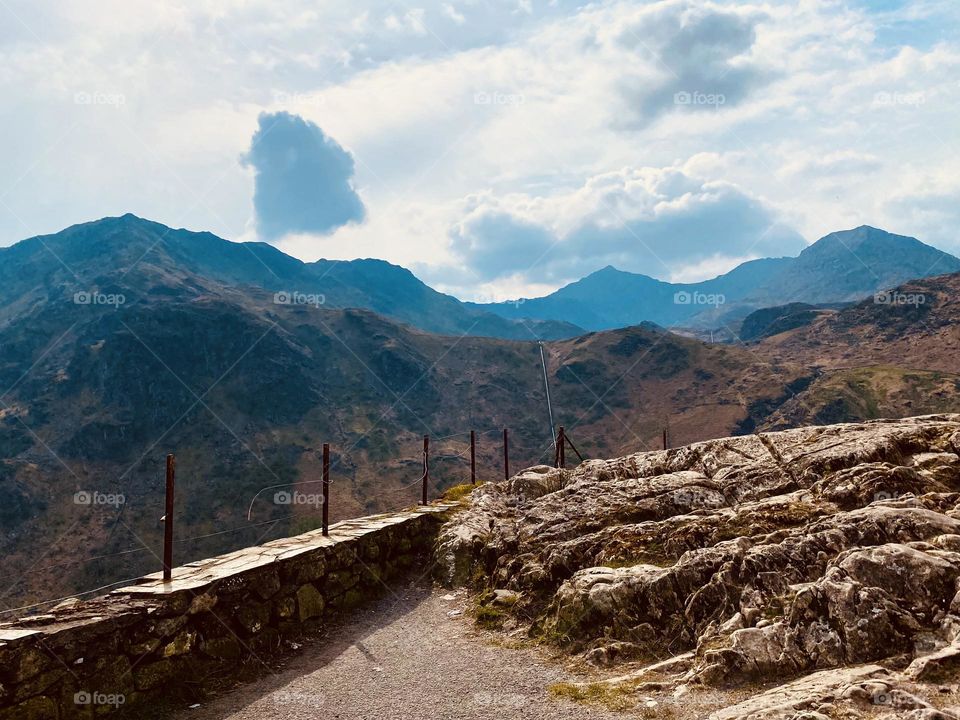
[{"xmin": 437, "ymin": 415, "xmax": 960, "ymax": 716}]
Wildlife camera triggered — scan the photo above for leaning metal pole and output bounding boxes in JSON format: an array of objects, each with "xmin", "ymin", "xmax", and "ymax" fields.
[{"xmin": 538, "ymin": 341, "xmax": 557, "ymax": 452}]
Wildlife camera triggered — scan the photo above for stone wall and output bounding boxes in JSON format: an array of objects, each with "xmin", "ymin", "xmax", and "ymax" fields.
[{"xmin": 0, "ymin": 504, "xmax": 456, "ymax": 719}]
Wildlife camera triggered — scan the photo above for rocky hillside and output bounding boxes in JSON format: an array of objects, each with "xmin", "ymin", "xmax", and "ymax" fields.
[
  {"xmin": 439, "ymin": 415, "xmax": 960, "ymax": 718},
  {"xmin": 756, "ymin": 272, "xmax": 960, "ymax": 374}
]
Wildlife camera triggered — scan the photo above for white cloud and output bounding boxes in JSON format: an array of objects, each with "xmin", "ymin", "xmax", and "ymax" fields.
[{"xmin": 444, "ymin": 163, "xmax": 805, "ymax": 286}]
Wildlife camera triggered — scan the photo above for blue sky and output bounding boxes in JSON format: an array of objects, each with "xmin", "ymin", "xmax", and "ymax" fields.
[{"xmin": 0, "ymin": 0, "xmax": 957, "ymax": 300}]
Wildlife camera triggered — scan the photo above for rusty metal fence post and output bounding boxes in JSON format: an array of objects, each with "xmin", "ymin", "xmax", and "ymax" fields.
[
  {"xmin": 163, "ymin": 454, "xmax": 175, "ymax": 581},
  {"xmin": 421, "ymin": 435, "xmax": 429, "ymax": 505},
  {"xmin": 503, "ymin": 428, "xmax": 510, "ymax": 480},
  {"xmin": 322, "ymin": 443, "xmax": 330, "ymax": 536},
  {"xmin": 470, "ymin": 430, "xmax": 476, "ymax": 485},
  {"xmin": 558, "ymin": 426, "xmax": 566, "ymax": 469}
]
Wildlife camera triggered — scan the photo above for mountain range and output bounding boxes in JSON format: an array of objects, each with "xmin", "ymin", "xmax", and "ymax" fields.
[
  {"xmin": 3, "ymin": 216, "xmax": 956, "ymax": 342},
  {"xmin": 1, "ymin": 215, "xmax": 959, "ymax": 606},
  {"xmin": 474, "ymin": 225, "xmax": 960, "ymax": 332},
  {"xmin": 0, "ymin": 214, "xmax": 579, "ymax": 340}
]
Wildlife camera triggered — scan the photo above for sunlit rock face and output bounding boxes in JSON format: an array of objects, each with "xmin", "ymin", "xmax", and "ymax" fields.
[{"xmin": 438, "ymin": 415, "xmax": 960, "ymax": 718}]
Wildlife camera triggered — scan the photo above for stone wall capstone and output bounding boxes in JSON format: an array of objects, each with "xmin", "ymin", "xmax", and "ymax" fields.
[{"xmin": 0, "ymin": 504, "xmax": 456, "ymax": 719}]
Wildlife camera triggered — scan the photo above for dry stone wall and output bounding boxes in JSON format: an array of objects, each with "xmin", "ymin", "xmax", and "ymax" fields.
[{"xmin": 0, "ymin": 504, "xmax": 455, "ymax": 719}]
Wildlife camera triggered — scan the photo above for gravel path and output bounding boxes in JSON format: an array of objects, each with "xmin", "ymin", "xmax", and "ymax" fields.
[{"xmin": 171, "ymin": 582, "xmax": 629, "ymax": 720}]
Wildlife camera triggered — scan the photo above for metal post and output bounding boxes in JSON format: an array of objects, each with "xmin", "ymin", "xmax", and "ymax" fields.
[
  {"xmin": 558, "ymin": 426, "xmax": 566, "ymax": 469},
  {"xmin": 503, "ymin": 428, "xmax": 510, "ymax": 480},
  {"xmin": 538, "ymin": 341, "xmax": 556, "ymax": 445},
  {"xmin": 322, "ymin": 443, "xmax": 330, "ymax": 536},
  {"xmin": 470, "ymin": 430, "xmax": 476, "ymax": 485},
  {"xmin": 663, "ymin": 428, "xmax": 668, "ymax": 450},
  {"xmin": 163, "ymin": 454, "xmax": 175, "ymax": 581},
  {"xmin": 421, "ymin": 435, "xmax": 429, "ymax": 505}
]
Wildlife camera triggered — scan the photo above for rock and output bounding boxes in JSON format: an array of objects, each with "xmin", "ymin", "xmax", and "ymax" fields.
[
  {"xmin": 492, "ymin": 590, "xmax": 521, "ymax": 606},
  {"xmin": 274, "ymin": 596, "xmax": 296, "ymax": 620},
  {"xmin": 133, "ymin": 659, "xmax": 180, "ymax": 691},
  {"xmin": 296, "ymin": 584, "xmax": 325, "ymax": 621},
  {"xmin": 907, "ymin": 642, "xmax": 960, "ymax": 682},
  {"xmin": 236, "ymin": 602, "xmax": 271, "ymax": 635},
  {"xmin": 0, "ymin": 695, "xmax": 58, "ymax": 720},
  {"xmin": 162, "ymin": 630, "xmax": 197, "ymax": 657},
  {"xmin": 187, "ymin": 593, "xmax": 217, "ymax": 615},
  {"xmin": 437, "ymin": 415, "xmax": 960, "ymax": 717},
  {"xmin": 708, "ymin": 665, "xmax": 889, "ymax": 719},
  {"xmin": 505, "ymin": 465, "xmax": 567, "ymax": 500},
  {"xmin": 201, "ymin": 636, "xmax": 241, "ymax": 661}
]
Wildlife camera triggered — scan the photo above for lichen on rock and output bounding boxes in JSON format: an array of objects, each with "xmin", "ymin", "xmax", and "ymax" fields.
[{"xmin": 437, "ymin": 414, "xmax": 960, "ymax": 717}]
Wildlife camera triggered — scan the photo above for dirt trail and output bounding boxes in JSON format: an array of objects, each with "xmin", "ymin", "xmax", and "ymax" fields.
[{"xmin": 170, "ymin": 583, "xmax": 631, "ymax": 720}]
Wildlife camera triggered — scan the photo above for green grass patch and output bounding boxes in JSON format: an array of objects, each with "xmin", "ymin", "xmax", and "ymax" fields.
[
  {"xmin": 442, "ymin": 482, "xmax": 481, "ymax": 502},
  {"xmin": 548, "ymin": 682, "xmax": 637, "ymax": 712},
  {"xmin": 473, "ymin": 604, "xmax": 506, "ymax": 630}
]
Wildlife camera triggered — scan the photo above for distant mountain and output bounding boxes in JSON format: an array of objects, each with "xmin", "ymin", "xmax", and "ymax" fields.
[
  {"xmin": 754, "ymin": 271, "xmax": 960, "ymax": 374},
  {"xmin": 745, "ymin": 226, "xmax": 960, "ymax": 306},
  {"xmin": 473, "ymin": 226, "xmax": 960, "ymax": 332},
  {"xmin": 0, "ymin": 214, "xmax": 582, "ymax": 340},
  {"xmin": 471, "ymin": 258, "xmax": 793, "ymax": 330}
]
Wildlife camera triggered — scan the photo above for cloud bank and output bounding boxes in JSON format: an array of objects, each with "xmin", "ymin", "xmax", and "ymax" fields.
[{"xmin": 448, "ymin": 164, "xmax": 805, "ymax": 285}]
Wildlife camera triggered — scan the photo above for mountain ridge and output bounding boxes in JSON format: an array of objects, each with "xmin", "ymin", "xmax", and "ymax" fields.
[
  {"xmin": 474, "ymin": 225, "xmax": 960, "ymax": 331},
  {"xmin": 0, "ymin": 214, "xmax": 583, "ymax": 341}
]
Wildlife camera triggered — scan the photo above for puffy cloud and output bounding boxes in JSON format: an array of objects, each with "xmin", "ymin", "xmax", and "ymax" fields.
[
  {"xmin": 449, "ymin": 210, "xmax": 555, "ymax": 280},
  {"xmin": 242, "ymin": 111, "xmax": 365, "ymax": 241},
  {"xmin": 446, "ymin": 164, "xmax": 805, "ymax": 285}
]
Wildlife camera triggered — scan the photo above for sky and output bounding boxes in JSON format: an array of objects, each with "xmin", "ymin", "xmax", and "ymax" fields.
[{"xmin": 0, "ymin": 0, "xmax": 957, "ymax": 301}]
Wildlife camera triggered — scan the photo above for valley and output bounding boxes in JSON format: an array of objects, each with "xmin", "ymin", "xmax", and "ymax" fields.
[{"xmin": 1, "ymin": 216, "xmax": 959, "ymax": 610}]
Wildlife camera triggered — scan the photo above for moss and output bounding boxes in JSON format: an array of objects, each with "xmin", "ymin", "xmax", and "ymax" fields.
[
  {"xmin": 442, "ymin": 482, "xmax": 482, "ymax": 502},
  {"xmin": 548, "ymin": 682, "xmax": 637, "ymax": 711},
  {"xmin": 713, "ymin": 502, "xmax": 822, "ymax": 542},
  {"xmin": 473, "ymin": 604, "xmax": 506, "ymax": 630},
  {"xmin": 469, "ymin": 563, "xmax": 488, "ymax": 587}
]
